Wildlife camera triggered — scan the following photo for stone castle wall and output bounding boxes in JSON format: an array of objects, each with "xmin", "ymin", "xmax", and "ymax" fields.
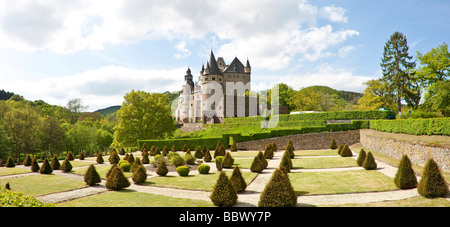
[
  {"xmin": 236, "ymin": 130, "xmax": 360, "ymax": 151},
  {"xmin": 360, "ymin": 129, "xmax": 450, "ymax": 172}
]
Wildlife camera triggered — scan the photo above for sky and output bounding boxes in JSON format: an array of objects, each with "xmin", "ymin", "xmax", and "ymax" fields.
[{"xmin": 0, "ymin": 0, "xmax": 448, "ymax": 111}]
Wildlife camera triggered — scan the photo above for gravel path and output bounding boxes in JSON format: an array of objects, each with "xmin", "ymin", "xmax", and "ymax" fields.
[{"xmin": 7, "ymin": 148, "xmax": 448, "ymax": 206}]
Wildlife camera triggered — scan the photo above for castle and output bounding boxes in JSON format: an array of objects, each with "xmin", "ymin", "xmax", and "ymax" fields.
[{"xmin": 175, "ymin": 50, "xmax": 258, "ymax": 124}]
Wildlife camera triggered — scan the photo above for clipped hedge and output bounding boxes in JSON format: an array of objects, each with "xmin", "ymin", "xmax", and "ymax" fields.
[
  {"xmin": 370, "ymin": 118, "xmax": 449, "ymax": 136},
  {"xmin": 139, "ymin": 120, "xmax": 370, "ymax": 150},
  {"xmin": 224, "ymin": 110, "xmax": 389, "ymax": 124}
]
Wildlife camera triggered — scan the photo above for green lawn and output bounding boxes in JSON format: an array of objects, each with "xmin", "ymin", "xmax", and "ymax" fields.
[
  {"xmin": 294, "ymin": 149, "xmax": 340, "ymax": 156},
  {"xmin": 0, "ymin": 167, "xmax": 30, "ymax": 176},
  {"xmin": 57, "ymin": 190, "xmax": 213, "ymax": 207},
  {"xmin": 291, "ymin": 157, "xmax": 358, "ymax": 169},
  {"xmin": 148, "ymin": 171, "xmax": 258, "ymax": 191},
  {"xmin": 0, "ymin": 174, "xmax": 87, "ymax": 196},
  {"xmin": 323, "ymin": 196, "xmax": 450, "ymax": 207},
  {"xmin": 289, "ymin": 170, "xmax": 397, "ymax": 195}
]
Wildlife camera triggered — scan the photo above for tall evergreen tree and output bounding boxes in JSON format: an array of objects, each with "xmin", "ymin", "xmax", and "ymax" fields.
[{"xmin": 380, "ymin": 32, "xmax": 416, "ymax": 114}]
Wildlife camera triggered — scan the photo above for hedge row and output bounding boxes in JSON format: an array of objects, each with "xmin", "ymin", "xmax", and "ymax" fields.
[
  {"xmin": 138, "ymin": 120, "xmax": 370, "ymax": 150},
  {"xmin": 206, "ymin": 120, "xmax": 327, "ymax": 129},
  {"xmin": 223, "ymin": 110, "xmax": 390, "ymax": 124},
  {"xmin": 370, "ymin": 118, "xmax": 450, "ymax": 136}
]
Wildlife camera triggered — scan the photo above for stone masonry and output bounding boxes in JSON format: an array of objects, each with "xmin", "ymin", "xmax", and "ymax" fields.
[{"xmin": 236, "ymin": 130, "xmax": 361, "ymax": 151}]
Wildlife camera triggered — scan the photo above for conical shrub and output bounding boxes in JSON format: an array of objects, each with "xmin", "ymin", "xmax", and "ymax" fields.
[
  {"xmin": 204, "ymin": 149, "xmax": 212, "ymax": 162},
  {"xmin": 162, "ymin": 146, "xmax": 169, "ymax": 156},
  {"xmin": 84, "ymin": 164, "xmax": 101, "ymax": 186},
  {"xmin": 362, "ymin": 151, "xmax": 377, "ymax": 170},
  {"xmin": 417, "ymin": 158, "xmax": 448, "ymax": 198},
  {"xmin": 230, "ymin": 141, "xmax": 238, "ymax": 152},
  {"xmin": 127, "ymin": 153, "xmax": 135, "ymax": 165},
  {"xmin": 60, "ymin": 158, "xmax": 73, "ymax": 172},
  {"xmin": 30, "ymin": 157, "xmax": 40, "ymax": 172},
  {"xmin": 222, "ymin": 152, "xmax": 234, "ymax": 169},
  {"xmin": 356, "ymin": 148, "xmax": 366, "ymax": 166},
  {"xmin": 230, "ymin": 166, "xmax": 247, "ymax": 193},
  {"xmin": 337, "ymin": 144, "xmax": 343, "ymax": 155},
  {"xmin": 394, "ymin": 155, "xmax": 417, "ymax": 189},
  {"xmin": 264, "ymin": 143, "xmax": 274, "ymax": 159},
  {"xmin": 96, "ymin": 152, "xmax": 104, "ymax": 164},
  {"xmin": 285, "ymin": 140, "xmax": 295, "ymax": 158},
  {"xmin": 23, "ymin": 155, "xmax": 32, "ymax": 166},
  {"xmin": 210, "ymin": 171, "xmax": 238, "ymax": 207},
  {"xmin": 105, "ymin": 165, "xmax": 130, "ymax": 190},
  {"xmin": 5, "ymin": 157, "xmax": 15, "ymax": 168},
  {"xmin": 108, "ymin": 150, "xmax": 120, "ymax": 164},
  {"xmin": 78, "ymin": 152, "xmax": 85, "ymax": 160},
  {"xmin": 141, "ymin": 153, "xmax": 150, "ymax": 164},
  {"xmin": 131, "ymin": 157, "xmax": 143, "ymax": 173},
  {"xmin": 250, "ymin": 155, "xmax": 265, "ymax": 173},
  {"xmin": 340, "ymin": 144, "xmax": 353, "ymax": 157},
  {"xmin": 51, "ymin": 155, "xmax": 60, "ymax": 170},
  {"xmin": 279, "ymin": 151, "xmax": 293, "ymax": 173},
  {"xmin": 132, "ymin": 165, "xmax": 147, "ymax": 184},
  {"xmin": 257, "ymin": 151, "xmax": 268, "ymax": 169},
  {"xmin": 182, "ymin": 144, "xmax": 188, "ymax": 152},
  {"xmin": 156, "ymin": 159, "xmax": 169, "ymax": 176},
  {"xmin": 40, "ymin": 158, "xmax": 52, "ymax": 174},
  {"xmin": 330, "ymin": 138, "xmax": 338, "ymax": 150},
  {"xmin": 258, "ymin": 168, "xmax": 297, "ymax": 207},
  {"xmin": 194, "ymin": 146, "xmax": 203, "ymax": 158},
  {"xmin": 272, "ymin": 142, "xmax": 277, "ymax": 152},
  {"xmin": 171, "ymin": 145, "xmax": 177, "ymax": 152},
  {"xmin": 66, "ymin": 152, "xmax": 74, "ymax": 161}
]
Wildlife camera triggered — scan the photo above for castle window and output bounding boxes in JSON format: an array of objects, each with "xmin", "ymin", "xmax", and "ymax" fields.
[{"xmin": 212, "ymin": 77, "xmax": 215, "ymax": 80}]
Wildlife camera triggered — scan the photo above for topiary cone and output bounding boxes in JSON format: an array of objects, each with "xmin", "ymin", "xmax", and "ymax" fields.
[
  {"xmin": 84, "ymin": 164, "xmax": 101, "ymax": 186},
  {"xmin": 258, "ymin": 168, "xmax": 297, "ymax": 207},
  {"xmin": 394, "ymin": 155, "xmax": 417, "ymax": 189},
  {"xmin": 105, "ymin": 165, "xmax": 130, "ymax": 190},
  {"xmin": 362, "ymin": 151, "xmax": 377, "ymax": 170},
  {"xmin": 417, "ymin": 158, "xmax": 448, "ymax": 198},
  {"xmin": 340, "ymin": 144, "xmax": 353, "ymax": 157},
  {"xmin": 356, "ymin": 148, "xmax": 366, "ymax": 166},
  {"xmin": 51, "ymin": 155, "xmax": 60, "ymax": 170},
  {"xmin": 156, "ymin": 159, "xmax": 168, "ymax": 176},
  {"xmin": 40, "ymin": 158, "xmax": 53, "ymax": 174},
  {"xmin": 330, "ymin": 138, "xmax": 338, "ymax": 150},
  {"xmin": 132, "ymin": 165, "xmax": 147, "ymax": 184},
  {"xmin": 30, "ymin": 157, "xmax": 40, "ymax": 172},
  {"xmin": 210, "ymin": 171, "xmax": 237, "ymax": 207},
  {"xmin": 230, "ymin": 166, "xmax": 247, "ymax": 193}
]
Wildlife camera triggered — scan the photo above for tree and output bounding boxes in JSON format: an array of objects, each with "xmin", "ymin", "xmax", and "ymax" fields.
[
  {"xmin": 356, "ymin": 79, "xmax": 397, "ymax": 111},
  {"xmin": 380, "ymin": 32, "xmax": 416, "ymax": 115},
  {"xmin": 0, "ymin": 123, "xmax": 12, "ymax": 161},
  {"xmin": 422, "ymin": 80, "xmax": 450, "ymax": 116},
  {"xmin": 258, "ymin": 168, "xmax": 297, "ymax": 207},
  {"xmin": 112, "ymin": 90, "xmax": 176, "ymax": 147},
  {"xmin": 414, "ymin": 42, "xmax": 450, "ymax": 87},
  {"xmin": 40, "ymin": 158, "xmax": 53, "ymax": 174},
  {"xmin": 394, "ymin": 155, "xmax": 417, "ymax": 189},
  {"xmin": 105, "ymin": 165, "xmax": 130, "ymax": 190},
  {"xmin": 39, "ymin": 116, "xmax": 64, "ymax": 156},
  {"xmin": 362, "ymin": 152, "xmax": 377, "ymax": 170},
  {"xmin": 417, "ymin": 158, "xmax": 448, "ymax": 198},
  {"xmin": 132, "ymin": 165, "xmax": 147, "ymax": 184},
  {"xmin": 67, "ymin": 98, "xmax": 87, "ymax": 124},
  {"xmin": 84, "ymin": 164, "xmax": 101, "ymax": 186},
  {"xmin": 230, "ymin": 166, "xmax": 247, "ymax": 193},
  {"xmin": 210, "ymin": 171, "xmax": 238, "ymax": 207}
]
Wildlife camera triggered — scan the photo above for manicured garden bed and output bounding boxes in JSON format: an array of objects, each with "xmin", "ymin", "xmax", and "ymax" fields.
[
  {"xmin": 57, "ymin": 191, "xmax": 213, "ymax": 207},
  {"xmin": 291, "ymin": 157, "xmax": 358, "ymax": 169},
  {"xmin": 289, "ymin": 170, "xmax": 397, "ymax": 195}
]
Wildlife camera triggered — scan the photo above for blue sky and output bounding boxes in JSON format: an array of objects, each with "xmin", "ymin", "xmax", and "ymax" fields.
[{"xmin": 0, "ymin": 0, "xmax": 448, "ymax": 111}]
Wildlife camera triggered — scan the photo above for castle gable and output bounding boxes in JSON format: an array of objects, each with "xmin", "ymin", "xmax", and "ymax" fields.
[{"xmin": 223, "ymin": 57, "xmax": 245, "ymax": 73}]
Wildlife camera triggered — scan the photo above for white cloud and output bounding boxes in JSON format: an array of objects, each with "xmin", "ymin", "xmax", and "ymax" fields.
[
  {"xmin": 0, "ymin": 0, "xmax": 358, "ymax": 70},
  {"xmin": 174, "ymin": 41, "xmax": 191, "ymax": 59},
  {"xmin": 1, "ymin": 65, "xmax": 186, "ymax": 111},
  {"xmin": 320, "ymin": 5, "xmax": 348, "ymax": 23}
]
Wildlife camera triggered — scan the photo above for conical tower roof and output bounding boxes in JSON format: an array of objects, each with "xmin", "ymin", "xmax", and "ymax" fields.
[{"xmin": 208, "ymin": 50, "xmax": 222, "ymax": 75}]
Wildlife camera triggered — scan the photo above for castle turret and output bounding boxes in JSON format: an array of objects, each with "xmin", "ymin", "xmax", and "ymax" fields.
[
  {"xmin": 184, "ymin": 67, "xmax": 194, "ymax": 92},
  {"xmin": 244, "ymin": 58, "xmax": 251, "ymax": 74}
]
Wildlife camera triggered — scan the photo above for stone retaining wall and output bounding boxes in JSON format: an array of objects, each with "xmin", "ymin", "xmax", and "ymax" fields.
[
  {"xmin": 360, "ymin": 129, "xmax": 450, "ymax": 173},
  {"xmin": 236, "ymin": 130, "xmax": 360, "ymax": 151}
]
